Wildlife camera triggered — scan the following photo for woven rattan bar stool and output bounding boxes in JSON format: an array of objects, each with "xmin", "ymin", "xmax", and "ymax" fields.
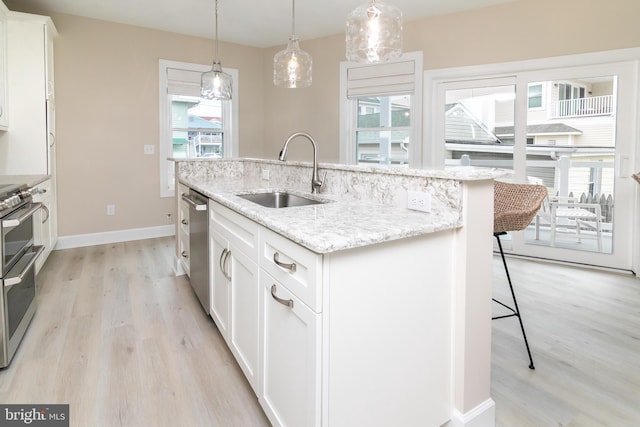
[{"xmin": 493, "ymin": 180, "xmax": 548, "ymax": 370}]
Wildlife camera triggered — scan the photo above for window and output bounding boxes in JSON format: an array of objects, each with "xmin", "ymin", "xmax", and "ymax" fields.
[
  {"xmin": 158, "ymin": 60, "xmax": 238, "ymax": 197},
  {"xmin": 355, "ymin": 95, "xmax": 411, "ymax": 166},
  {"xmin": 340, "ymin": 52, "xmax": 423, "ymax": 167},
  {"xmin": 528, "ymin": 83, "xmax": 543, "ymax": 108}
]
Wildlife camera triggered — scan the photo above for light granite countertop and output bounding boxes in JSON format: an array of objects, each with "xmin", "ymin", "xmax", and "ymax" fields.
[
  {"xmin": 177, "ymin": 158, "xmax": 509, "ymax": 254},
  {"xmin": 0, "ymin": 174, "xmax": 50, "ymax": 188}
]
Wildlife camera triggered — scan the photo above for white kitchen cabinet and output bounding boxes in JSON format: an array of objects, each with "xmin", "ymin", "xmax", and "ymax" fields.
[
  {"xmin": 210, "ymin": 202, "xmax": 260, "ymax": 392},
  {"xmin": 0, "ymin": 12, "xmax": 58, "ymax": 261},
  {"xmin": 210, "ymin": 230, "xmax": 230, "ymax": 336},
  {"xmin": 177, "ymin": 184, "xmax": 190, "ymax": 276},
  {"xmin": 0, "ymin": 13, "xmax": 57, "ymax": 175},
  {"xmin": 33, "ymin": 178, "xmax": 56, "ymax": 274},
  {"xmin": 260, "ymin": 272, "xmax": 321, "ymax": 427},
  {"xmin": 203, "ymin": 199, "xmax": 453, "ymax": 427},
  {"xmin": 0, "ymin": 2, "xmax": 8, "ymax": 130}
]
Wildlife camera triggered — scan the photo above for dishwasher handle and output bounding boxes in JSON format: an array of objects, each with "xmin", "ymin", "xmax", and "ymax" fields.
[{"xmin": 181, "ymin": 193, "xmax": 207, "ymax": 211}]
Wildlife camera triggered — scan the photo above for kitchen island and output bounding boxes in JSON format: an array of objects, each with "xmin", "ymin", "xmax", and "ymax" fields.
[{"xmin": 174, "ymin": 158, "xmax": 507, "ymax": 427}]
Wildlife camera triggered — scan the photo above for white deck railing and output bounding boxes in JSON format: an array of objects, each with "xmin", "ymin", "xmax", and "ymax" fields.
[{"xmin": 552, "ymin": 95, "xmax": 613, "ymax": 118}]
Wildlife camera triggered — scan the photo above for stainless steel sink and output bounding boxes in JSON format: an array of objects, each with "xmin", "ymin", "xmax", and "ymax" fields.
[{"xmin": 237, "ymin": 191, "xmax": 326, "ymax": 208}]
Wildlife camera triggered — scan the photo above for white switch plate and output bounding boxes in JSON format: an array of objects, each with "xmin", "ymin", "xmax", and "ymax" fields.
[
  {"xmin": 407, "ymin": 190, "xmax": 431, "ymax": 213},
  {"xmin": 106, "ymin": 204, "xmax": 116, "ymax": 216},
  {"xmin": 144, "ymin": 145, "xmax": 155, "ymax": 155}
]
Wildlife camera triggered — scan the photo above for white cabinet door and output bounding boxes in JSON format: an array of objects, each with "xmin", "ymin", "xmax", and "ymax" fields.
[
  {"xmin": 177, "ymin": 186, "xmax": 190, "ymax": 276},
  {"xmin": 260, "ymin": 272, "xmax": 321, "ymax": 427},
  {"xmin": 0, "ymin": 4, "xmax": 8, "ymax": 130},
  {"xmin": 33, "ymin": 179, "xmax": 53, "ymax": 274},
  {"xmin": 0, "ymin": 15, "xmax": 55, "ymax": 175},
  {"xmin": 228, "ymin": 247, "xmax": 260, "ymax": 392},
  {"xmin": 210, "ymin": 229, "xmax": 230, "ymax": 341}
]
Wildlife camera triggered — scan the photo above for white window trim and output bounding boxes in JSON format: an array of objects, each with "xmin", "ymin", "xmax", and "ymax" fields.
[
  {"xmin": 158, "ymin": 59, "xmax": 239, "ymax": 198},
  {"xmin": 339, "ymin": 51, "xmax": 423, "ymax": 167}
]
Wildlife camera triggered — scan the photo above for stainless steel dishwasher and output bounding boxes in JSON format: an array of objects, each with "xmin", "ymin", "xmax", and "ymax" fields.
[{"xmin": 181, "ymin": 190, "xmax": 209, "ymax": 313}]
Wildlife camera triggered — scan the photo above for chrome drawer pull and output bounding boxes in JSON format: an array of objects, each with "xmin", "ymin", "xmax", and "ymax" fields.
[
  {"xmin": 220, "ymin": 248, "xmax": 231, "ymax": 280},
  {"xmin": 181, "ymin": 219, "xmax": 188, "ymax": 225},
  {"xmin": 181, "ymin": 251, "xmax": 189, "ymax": 259},
  {"xmin": 271, "ymin": 285, "xmax": 294, "ymax": 308},
  {"xmin": 273, "ymin": 252, "xmax": 296, "ymax": 272}
]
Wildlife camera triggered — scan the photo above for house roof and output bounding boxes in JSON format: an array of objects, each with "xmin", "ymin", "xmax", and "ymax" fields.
[
  {"xmin": 445, "ymin": 103, "xmax": 501, "ymax": 144},
  {"xmin": 494, "ymin": 123, "xmax": 582, "ymax": 137},
  {"xmin": 188, "ymin": 115, "xmax": 221, "ymax": 130}
]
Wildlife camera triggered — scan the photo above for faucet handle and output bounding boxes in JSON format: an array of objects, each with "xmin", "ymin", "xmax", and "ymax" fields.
[
  {"xmin": 320, "ymin": 170, "xmax": 327, "ymax": 188},
  {"xmin": 317, "ymin": 170, "xmax": 327, "ymax": 192}
]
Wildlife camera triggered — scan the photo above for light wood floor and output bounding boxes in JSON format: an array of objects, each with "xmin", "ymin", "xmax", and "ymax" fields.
[
  {"xmin": 0, "ymin": 237, "xmax": 270, "ymax": 427},
  {"xmin": 1, "ymin": 237, "xmax": 639, "ymax": 426},
  {"xmin": 492, "ymin": 255, "xmax": 640, "ymax": 426}
]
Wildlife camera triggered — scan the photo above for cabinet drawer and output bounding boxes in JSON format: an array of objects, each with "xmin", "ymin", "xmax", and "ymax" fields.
[
  {"xmin": 211, "ymin": 202, "xmax": 260, "ymax": 258},
  {"xmin": 260, "ymin": 228, "xmax": 322, "ymax": 312}
]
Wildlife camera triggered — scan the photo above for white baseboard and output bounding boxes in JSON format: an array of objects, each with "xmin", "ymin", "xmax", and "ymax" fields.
[
  {"xmin": 55, "ymin": 225, "xmax": 175, "ymax": 250},
  {"xmin": 447, "ymin": 399, "xmax": 496, "ymax": 427}
]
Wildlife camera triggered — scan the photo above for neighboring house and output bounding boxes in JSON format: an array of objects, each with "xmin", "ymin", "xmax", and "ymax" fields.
[
  {"xmin": 172, "ymin": 98, "xmax": 223, "ymax": 159},
  {"xmin": 445, "ymin": 77, "xmax": 616, "ymax": 200}
]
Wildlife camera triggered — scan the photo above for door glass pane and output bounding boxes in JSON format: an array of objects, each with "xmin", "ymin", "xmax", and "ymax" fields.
[
  {"xmin": 524, "ymin": 76, "xmax": 616, "ymax": 254},
  {"xmin": 356, "ymin": 95, "xmax": 411, "ymax": 166},
  {"xmin": 444, "ymin": 85, "xmax": 515, "ymax": 169}
]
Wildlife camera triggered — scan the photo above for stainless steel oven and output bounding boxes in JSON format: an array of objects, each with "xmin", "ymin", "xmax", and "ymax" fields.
[{"xmin": 0, "ymin": 183, "xmax": 44, "ymax": 368}]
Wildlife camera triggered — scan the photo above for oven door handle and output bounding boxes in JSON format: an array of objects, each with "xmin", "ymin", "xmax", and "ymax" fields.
[
  {"xmin": 3, "ymin": 245, "xmax": 45, "ymax": 288},
  {"xmin": 2, "ymin": 202, "xmax": 43, "ymax": 228}
]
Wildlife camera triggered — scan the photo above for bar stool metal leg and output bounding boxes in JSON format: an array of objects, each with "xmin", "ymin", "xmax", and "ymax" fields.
[{"xmin": 493, "ymin": 232, "xmax": 535, "ymax": 370}]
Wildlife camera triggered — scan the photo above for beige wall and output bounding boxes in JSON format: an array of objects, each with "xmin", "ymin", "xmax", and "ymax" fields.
[
  {"xmin": 5, "ymin": 0, "xmax": 640, "ymax": 238},
  {"xmin": 263, "ymin": 0, "xmax": 640, "ymax": 163}
]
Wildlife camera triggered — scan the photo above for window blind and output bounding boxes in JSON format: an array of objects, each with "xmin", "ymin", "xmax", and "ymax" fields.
[
  {"xmin": 346, "ymin": 59, "xmax": 416, "ymax": 98},
  {"xmin": 167, "ymin": 68, "xmax": 203, "ymax": 97}
]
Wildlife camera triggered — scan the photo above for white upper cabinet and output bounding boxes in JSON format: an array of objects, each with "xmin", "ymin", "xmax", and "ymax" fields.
[
  {"xmin": 0, "ymin": 2, "xmax": 9, "ymax": 130},
  {"xmin": 0, "ymin": 12, "xmax": 57, "ymax": 175}
]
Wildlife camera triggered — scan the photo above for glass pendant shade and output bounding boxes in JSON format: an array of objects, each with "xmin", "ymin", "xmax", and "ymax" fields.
[
  {"xmin": 273, "ymin": 0, "xmax": 312, "ymax": 88},
  {"xmin": 346, "ymin": 0, "xmax": 403, "ymax": 63},
  {"xmin": 201, "ymin": 61, "xmax": 233, "ymax": 100},
  {"xmin": 201, "ymin": 0, "xmax": 232, "ymax": 100},
  {"xmin": 273, "ymin": 37, "xmax": 312, "ymax": 88}
]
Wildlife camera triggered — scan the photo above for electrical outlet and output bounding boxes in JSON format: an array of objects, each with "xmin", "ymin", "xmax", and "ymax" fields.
[
  {"xmin": 261, "ymin": 169, "xmax": 270, "ymax": 180},
  {"xmin": 144, "ymin": 145, "xmax": 155, "ymax": 155},
  {"xmin": 166, "ymin": 213, "xmax": 173, "ymax": 223},
  {"xmin": 407, "ymin": 190, "xmax": 431, "ymax": 213},
  {"xmin": 106, "ymin": 204, "xmax": 116, "ymax": 216}
]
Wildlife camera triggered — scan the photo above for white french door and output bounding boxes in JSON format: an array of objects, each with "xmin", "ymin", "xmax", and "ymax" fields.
[{"xmin": 430, "ymin": 60, "xmax": 637, "ymax": 271}]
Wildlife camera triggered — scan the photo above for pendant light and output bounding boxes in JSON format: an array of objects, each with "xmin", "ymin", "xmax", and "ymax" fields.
[
  {"xmin": 273, "ymin": 0, "xmax": 312, "ymax": 88},
  {"xmin": 346, "ymin": 0, "xmax": 403, "ymax": 63},
  {"xmin": 201, "ymin": 0, "xmax": 232, "ymax": 100}
]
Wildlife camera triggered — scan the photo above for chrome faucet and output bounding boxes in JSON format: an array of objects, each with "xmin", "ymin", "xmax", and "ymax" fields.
[{"xmin": 279, "ymin": 131, "xmax": 323, "ymax": 194}]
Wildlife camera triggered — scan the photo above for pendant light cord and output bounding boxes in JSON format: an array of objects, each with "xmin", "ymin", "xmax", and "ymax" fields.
[
  {"xmin": 291, "ymin": 0, "xmax": 296, "ymax": 37},
  {"xmin": 214, "ymin": 0, "xmax": 220, "ymax": 61}
]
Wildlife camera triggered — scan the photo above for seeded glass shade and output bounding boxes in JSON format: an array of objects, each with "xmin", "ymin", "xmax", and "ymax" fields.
[
  {"xmin": 201, "ymin": 61, "xmax": 233, "ymax": 100},
  {"xmin": 346, "ymin": 0, "xmax": 403, "ymax": 63},
  {"xmin": 201, "ymin": 0, "xmax": 232, "ymax": 100},
  {"xmin": 273, "ymin": 37, "xmax": 312, "ymax": 88}
]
